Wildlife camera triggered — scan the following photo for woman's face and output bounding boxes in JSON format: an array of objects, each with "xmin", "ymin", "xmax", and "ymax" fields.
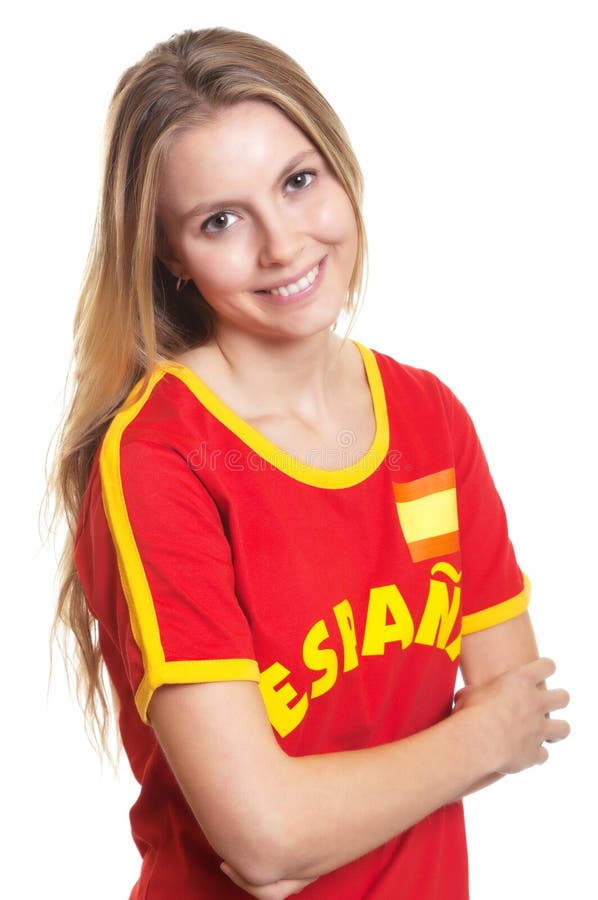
[{"xmin": 158, "ymin": 100, "xmax": 358, "ymax": 342}]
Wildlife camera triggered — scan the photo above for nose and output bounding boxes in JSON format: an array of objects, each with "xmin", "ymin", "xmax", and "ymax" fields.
[{"xmin": 257, "ymin": 204, "xmax": 304, "ymax": 269}]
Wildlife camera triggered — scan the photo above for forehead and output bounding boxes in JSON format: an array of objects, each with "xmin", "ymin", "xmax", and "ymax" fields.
[{"xmin": 159, "ymin": 101, "xmax": 318, "ymax": 215}]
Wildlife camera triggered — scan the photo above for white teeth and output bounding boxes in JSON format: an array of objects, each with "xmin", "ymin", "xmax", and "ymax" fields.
[{"xmin": 266, "ymin": 263, "xmax": 319, "ymax": 296}]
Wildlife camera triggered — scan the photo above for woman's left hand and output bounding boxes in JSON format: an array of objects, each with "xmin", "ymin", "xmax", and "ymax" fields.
[{"xmin": 220, "ymin": 861, "xmax": 316, "ymax": 898}]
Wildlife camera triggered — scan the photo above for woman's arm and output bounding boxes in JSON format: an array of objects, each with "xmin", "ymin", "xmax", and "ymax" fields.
[
  {"xmin": 460, "ymin": 610, "xmax": 541, "ymax": 687},
  {"xmin": 149, "ymin": 645, "xmax": 569, "ymax": 887},
  {"xmin": 216, "ymin": 611, "xmax": 569, "ymax": 898},
  {"xmin": 456, "ymin": 609, "xmax": 550, "ymax": 796}
]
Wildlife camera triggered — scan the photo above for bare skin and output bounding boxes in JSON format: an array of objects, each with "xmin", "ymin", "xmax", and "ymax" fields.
[{"xmin": 175, "ymin": 333, "xmax": 376, "ymax": 471}]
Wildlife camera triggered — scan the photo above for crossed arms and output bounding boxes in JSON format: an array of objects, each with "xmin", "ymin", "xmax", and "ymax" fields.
[{"xmin": 149, "ymin": 611, "xmax": 570, "ymax": 898}]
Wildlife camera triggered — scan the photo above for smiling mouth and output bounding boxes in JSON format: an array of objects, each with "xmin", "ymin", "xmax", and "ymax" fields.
[{"xmin": 257, "ymin": 260, "xmax": 322, "ymax": 297}]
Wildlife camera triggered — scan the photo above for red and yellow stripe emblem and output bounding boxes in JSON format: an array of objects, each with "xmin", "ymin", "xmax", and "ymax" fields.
[{"xmin": 393, "ymin": 468, "xmax": 460, "ymax": 562}]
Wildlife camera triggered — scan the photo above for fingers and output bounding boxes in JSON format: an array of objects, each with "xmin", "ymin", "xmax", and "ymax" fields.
[
  {"xmin": 544, "ymin": 717, "xmax": 571, "ymax": 743},
  {"xmin": 544, "ymin": 687, "xmax": 570, "ymax": 713},
  {"xmin": 523, "ymin": 656, "xmax": 556, "ymax": 683},
  {"xmin": 539, "ymin": 669, "xmax": 571, "ymax": 747},
  {"xmin": 462, "ymin": 655, "xmax": 570, "ymax": 775},
  {"xmin": 524, "ymin": 659, "xmax": 570, "ymax": 720}
]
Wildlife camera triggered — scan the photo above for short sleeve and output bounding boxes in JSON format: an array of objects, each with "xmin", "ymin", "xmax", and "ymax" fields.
[
  {"xmin": 78, "ymin": 429, "xmax": 259, "ymax": 724},
  {"xmin": 440, "ymin": 381, "xmax": 530, "ymax": 634}
]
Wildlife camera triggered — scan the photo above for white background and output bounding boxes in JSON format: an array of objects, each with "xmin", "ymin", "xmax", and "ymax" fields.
[{"xmin": 2, "ymin": 1, "xmax": 596, "ymax": 897}]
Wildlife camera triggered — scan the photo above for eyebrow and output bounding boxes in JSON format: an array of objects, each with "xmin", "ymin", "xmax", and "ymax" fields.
[{"xmin": 179, "ymin": 148, "xmax": 321, "ymax": 222}]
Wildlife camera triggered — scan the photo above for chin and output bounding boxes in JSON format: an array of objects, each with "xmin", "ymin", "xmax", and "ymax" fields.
[{"xmin": 267, "ymin": 304, "xmax": 346, "ymax": 341}]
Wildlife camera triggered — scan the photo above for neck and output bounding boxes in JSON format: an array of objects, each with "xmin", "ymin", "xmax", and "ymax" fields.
[{"xmin": 210, "ymin": 326, "xmax": 350, "ymax": 416}]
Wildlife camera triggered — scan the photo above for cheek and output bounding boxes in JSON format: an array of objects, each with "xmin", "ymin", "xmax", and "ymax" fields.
[
  {"xmin": 182, "ymin": 239, "xmax": 256, "ymax": 295},
  {"xmin": 312, "ymin": 189, "xmax": 357, "ymax": 246}
]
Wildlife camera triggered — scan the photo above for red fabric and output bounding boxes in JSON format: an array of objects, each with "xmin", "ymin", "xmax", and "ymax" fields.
[{"xmin": 74, "ymin": 347, "xmax": 526, "ymax": 899}]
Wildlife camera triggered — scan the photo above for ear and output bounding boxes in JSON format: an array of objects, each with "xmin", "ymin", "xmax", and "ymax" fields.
[
  {"xmin": 155, "ymin": 224, "xmax": 189, "ymax": 280},
  {"xmin": 159, "ymin": 253, "xmax": 189, "ymax": 281}
]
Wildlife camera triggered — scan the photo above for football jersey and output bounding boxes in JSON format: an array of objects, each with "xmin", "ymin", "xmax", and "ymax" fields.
[{"xmin": 74, "ymin": 341, "xmax": 529, "ymax": 898}]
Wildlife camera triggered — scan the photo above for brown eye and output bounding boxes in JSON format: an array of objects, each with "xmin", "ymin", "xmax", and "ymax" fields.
[
  {"xmin": 202, "ymin": 211, "xmax": 239, "ymax": 234},
  {"xmin": 286, "ymin": 171, "xmax": 315, "ymax": 191}
]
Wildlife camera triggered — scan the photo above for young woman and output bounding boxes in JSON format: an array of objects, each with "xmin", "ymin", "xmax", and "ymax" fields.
[{"xmin": 49, "ymin": 27, "xmax": 570, "ymax": 900}]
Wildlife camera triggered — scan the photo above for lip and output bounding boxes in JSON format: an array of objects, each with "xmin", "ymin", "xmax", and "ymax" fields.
[
  {"xmin": 256, "ymin": 256, "xmax": 326, "ymax": 293},
  {"xmin": 255, "ymin": 256, "xmax": 327, "ymax": 304}
]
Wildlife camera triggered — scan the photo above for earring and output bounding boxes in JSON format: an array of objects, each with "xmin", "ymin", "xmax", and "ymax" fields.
[{"xmin": 176, "ymin": 277, "xmax": 188, "ymax": 293}]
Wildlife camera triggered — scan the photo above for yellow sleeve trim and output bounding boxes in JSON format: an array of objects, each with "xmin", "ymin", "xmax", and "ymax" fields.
[
  {"xmin": 461, "ymin": 574, "xmax": 531, "ymax": 635},
  {"xmin": 138, "ymin": 658, "xmax": 261, "ymax": 724}
]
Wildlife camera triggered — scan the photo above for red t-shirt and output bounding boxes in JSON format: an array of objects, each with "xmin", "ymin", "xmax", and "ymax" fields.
[{"xmin": 74, "ymin": 342, "xmax": 529, "ymax": 898}]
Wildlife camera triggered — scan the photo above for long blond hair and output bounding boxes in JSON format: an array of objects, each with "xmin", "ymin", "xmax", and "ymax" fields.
[{"xmin": 47, "ymin": 26, "xmax": 369, "ymax": 752}]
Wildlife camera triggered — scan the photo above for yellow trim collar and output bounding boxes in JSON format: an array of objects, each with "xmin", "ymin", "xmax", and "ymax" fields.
[{"xmin": 162, "ymin": 340, "xmax": 390, "ymax": 489}]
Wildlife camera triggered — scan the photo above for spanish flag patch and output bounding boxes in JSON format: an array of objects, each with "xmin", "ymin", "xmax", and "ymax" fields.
[{"xmin": 393, "ymin": 468, "xmax": 460, "ymax": 563}]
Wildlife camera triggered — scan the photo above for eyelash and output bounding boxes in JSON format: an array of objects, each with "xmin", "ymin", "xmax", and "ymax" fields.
[{"xmin": 200, "ymin": 170, "xmax": 317, "ymax": 234}]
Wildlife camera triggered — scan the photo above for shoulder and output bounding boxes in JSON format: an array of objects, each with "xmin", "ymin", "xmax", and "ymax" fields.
[
  {"xmin": 366, "ymin": 344, "xmax": 440, "ymax": 386},
  {"xmin": 362, "ymin": 344, "xmax": 479, "ymax": 455},
  {"xmin": 365, "ymin": 344, "xmax": 457, "ymax": 410},
  {"xmin": 77, "ymin": 364, "xmax": 223, "ymax": 563},
  {"xmin": 96, "ymin": 361, "xmax": 217, "ymax": 476},
  {"xmin": 109, "ymin": 364, "xmax": 196, "ymax": 438},
  {"xmin": 86, "ymin": 363, "xmax": 212, "ymax": 515}
]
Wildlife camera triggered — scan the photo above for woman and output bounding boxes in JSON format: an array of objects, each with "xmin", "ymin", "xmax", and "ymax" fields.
[{"xmin": 49, "ymin": 26, "xmax": 570, "ymax": 899}]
